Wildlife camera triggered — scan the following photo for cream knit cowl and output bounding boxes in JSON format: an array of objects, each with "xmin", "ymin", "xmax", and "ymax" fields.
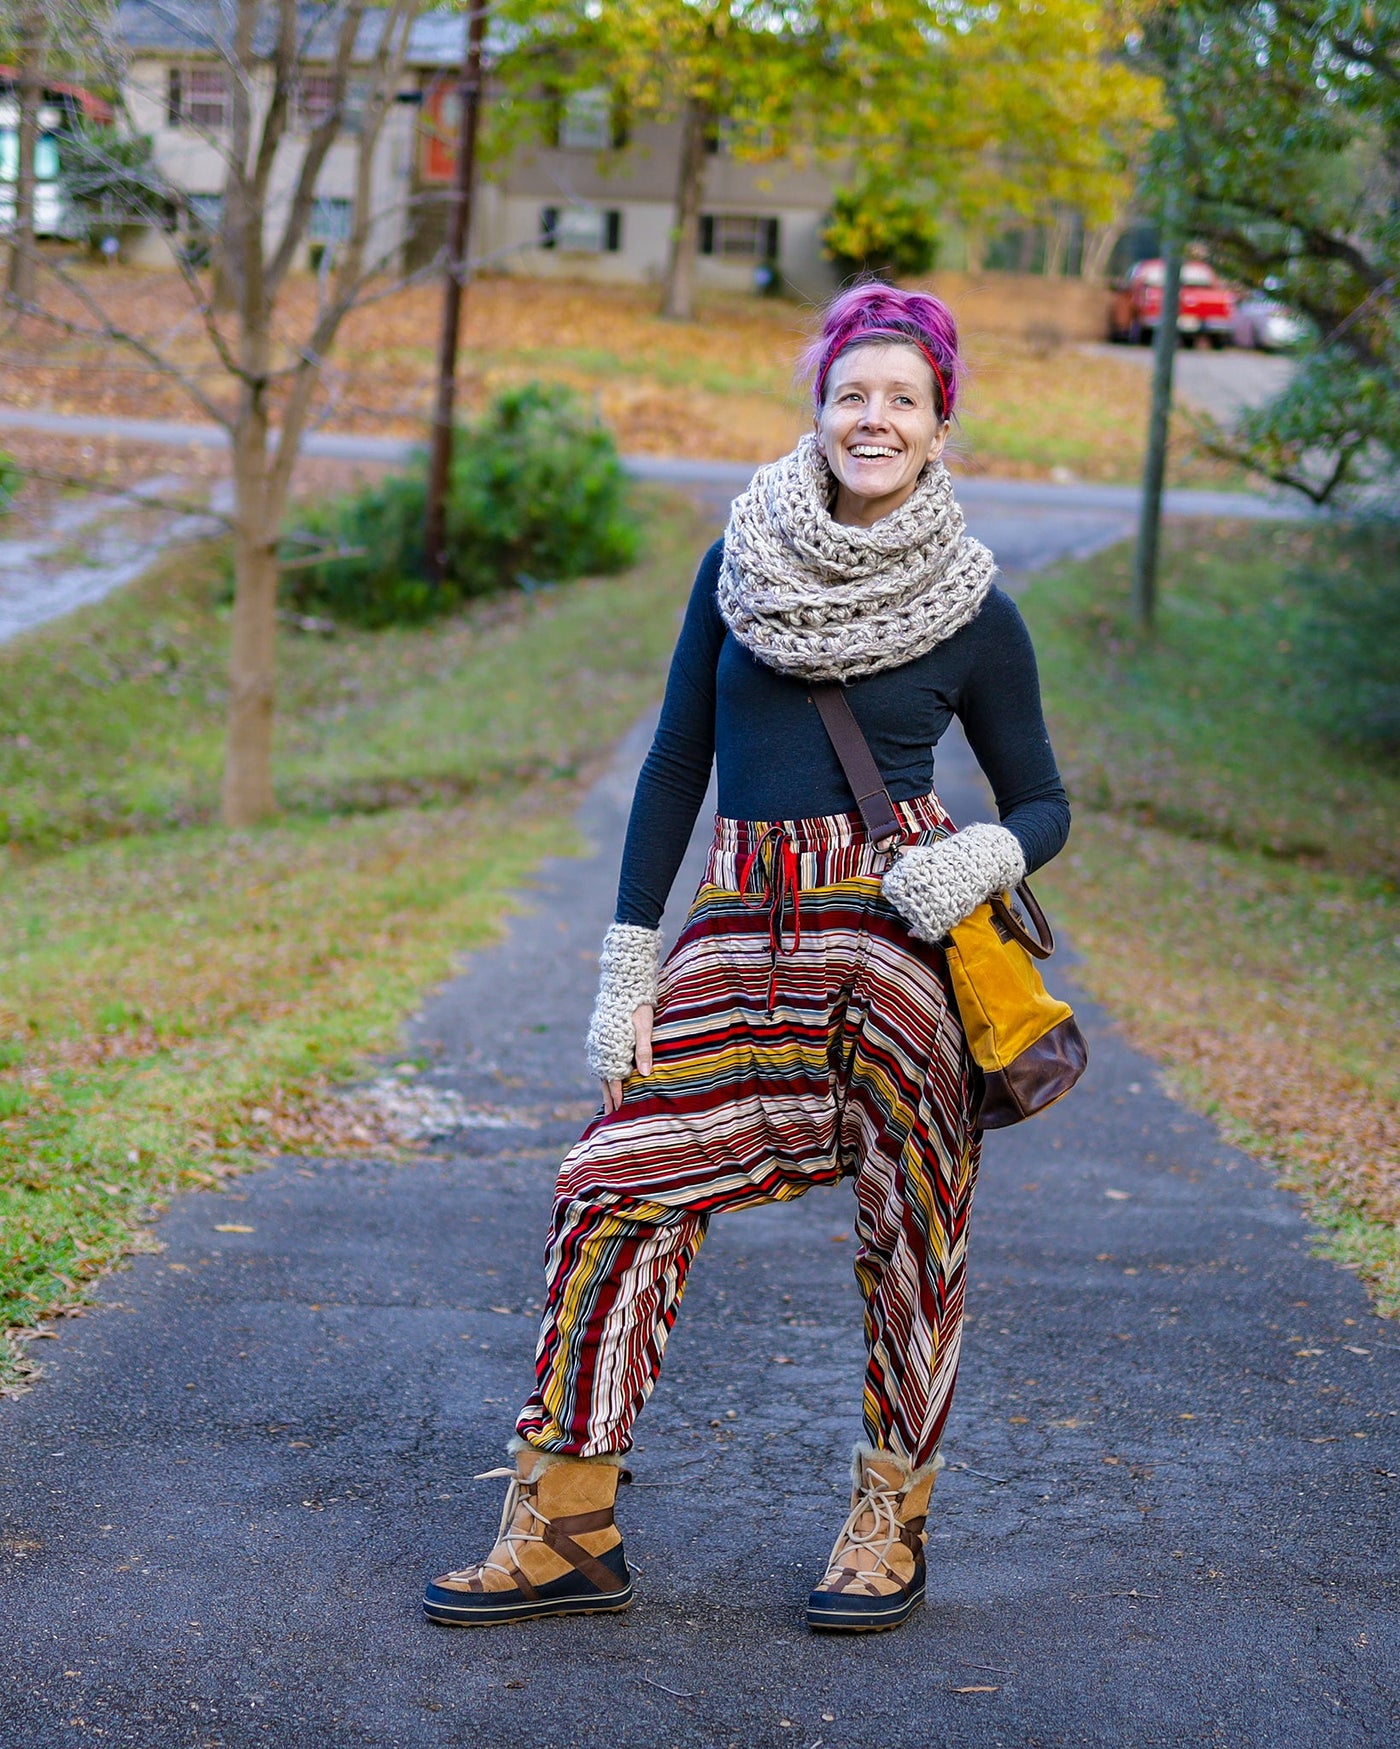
[{"xmin": 716, "ymin": 434, "xmax": 997, "ymax": 682}]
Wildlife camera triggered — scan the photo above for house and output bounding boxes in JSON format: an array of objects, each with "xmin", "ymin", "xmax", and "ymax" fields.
[
  {"xmin": 113, "ymin": 2, "xmax": 839, "ymax": 296},
  {"xmin": 116, "ymin": 1, "xmax": 458, "ymax": 272},
  {"xmin": 449, "ymin": 88, "xmax": 839, "ymax": 299},
  {"xmin": 0, "ymin": 68, "xmax": 112, "ymax": 236}
]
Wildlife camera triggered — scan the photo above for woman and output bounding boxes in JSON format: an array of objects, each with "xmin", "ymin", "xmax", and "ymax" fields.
[{"xmin": 424, "ymin": 284, "xmax": 1069, "ymax": 1634}]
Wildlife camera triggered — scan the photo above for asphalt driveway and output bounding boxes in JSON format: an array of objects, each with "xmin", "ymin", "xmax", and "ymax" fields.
[{"xmin": 0, "ymin": 491, "xmax": 1391, "ymax": 1748}]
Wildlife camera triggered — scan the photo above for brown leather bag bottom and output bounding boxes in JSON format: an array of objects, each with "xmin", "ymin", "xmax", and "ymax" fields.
[{"xmin": 975, "ymin": 1014, "xmax": 1089, "ymax": 1130}]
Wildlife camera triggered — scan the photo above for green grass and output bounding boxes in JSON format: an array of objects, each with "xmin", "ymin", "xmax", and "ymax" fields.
[
  {"xmin": 1021, "ymin": 521, "xmax": 1400, "ymax": 1314},
  {"xmin": 1, "ymin": 491, "xmax": 700, "ymax": 854},
  {"xmin": 0, "ymin": 489, "xmax": 713, "ymax": 1385}
]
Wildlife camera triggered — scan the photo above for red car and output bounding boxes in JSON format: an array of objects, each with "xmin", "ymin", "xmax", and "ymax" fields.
[{"xmin": 1108, "ymin": 259, "xmax": 1236, "ymax": 349}]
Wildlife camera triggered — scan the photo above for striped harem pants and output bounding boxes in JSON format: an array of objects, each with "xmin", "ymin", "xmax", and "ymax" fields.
[{"xmin": 516, "ymin": 792, "xmax": 982, "ymax": 1469}]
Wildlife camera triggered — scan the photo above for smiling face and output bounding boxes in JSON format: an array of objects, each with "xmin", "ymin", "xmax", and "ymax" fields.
[{"xmin": 814, "ymin": 342, "xmax": 948, "ymax": 527}]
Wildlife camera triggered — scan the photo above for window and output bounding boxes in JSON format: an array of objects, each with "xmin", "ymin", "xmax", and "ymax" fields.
[
  {"xmin": 186, "ymin": 192, "xmax": 224, "ymax": 234},
  {"xmin": 166, "ymin": 67, "xmax": 182, "ymax": 127},
  {"xmin": 558, "ymin": 87, "xmax": 612, "ymax": 151},
  {"xmin": 699, "ymin": 214, "xmax": 779, "ymax": 260},
  {"xmin": 309, "ymin": 196, "xmax": 353, "ymax": 243},
  {"xmin": 703, "ymin": 118, "xmax": 739, "ymax": 157},
  {"xmin": 342, "ymin": 79, "xmax": 370, "ymax": 135},
  {"xmin": 540, "ymin": 206, "xmax": 622, "ymax": 253},
  {"xmin": 187, "ymin": 68, "xmax": 230, "ymax": 131},
  {"xmin": 298, "ymin": 74, "xmax": 339, "ymax": 133}
]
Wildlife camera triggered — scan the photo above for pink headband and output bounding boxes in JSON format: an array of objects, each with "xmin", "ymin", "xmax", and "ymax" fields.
[{"xmin": 815, "ymin": 328, "xmax": 950, "ymax": 420}]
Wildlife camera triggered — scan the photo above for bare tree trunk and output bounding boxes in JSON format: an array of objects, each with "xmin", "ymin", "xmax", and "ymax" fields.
[
  {"xmin": 222, "ymin": 380, "xmax": 281, "ymax": 826},
  {"xmin": 6, "ymin": 5, "xmax": 45, "ymax": 306},
  {"xmin": 214, "ymin": 0, "xmax": 414, "ymax": 825},
  {"xmin": 1043, "ymin": 209, "xmax": 1072, "ymax": 278},
  {"xmin": 1082, "ymin": 221, "xmax": 1124, "ymax": 280},
  {"xmin": 661, "ymin": 96, "xmax": 708, "ymax": 322}
]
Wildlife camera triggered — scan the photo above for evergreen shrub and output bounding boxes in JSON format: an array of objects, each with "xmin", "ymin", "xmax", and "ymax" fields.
[
  {"xmin": 822, "ymin": 185, "xmax": 939, "ymax": 283},
  {"xmin": 285, "ymin": 382, "xmax": 638, "ymax": 627},
  {"xmin": 1292, "ymin": 515, "xmax": 1400, "ymax": 757}
]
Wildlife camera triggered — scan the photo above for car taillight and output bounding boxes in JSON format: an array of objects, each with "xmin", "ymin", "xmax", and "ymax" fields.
[{"xmin": 1141, "ymin": 290, "xmax": 1161, "ymax": 315}]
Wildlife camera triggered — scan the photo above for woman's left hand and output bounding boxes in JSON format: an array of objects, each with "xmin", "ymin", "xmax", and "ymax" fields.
[{"xmin": 601, "ymin": 1003, "xmax": 654, "ymax": 1114}]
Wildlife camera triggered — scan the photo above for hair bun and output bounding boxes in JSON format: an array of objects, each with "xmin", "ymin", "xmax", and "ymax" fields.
[{"xmin": 803, "ymin": 283, "xmax": 962, "ymax": 418}]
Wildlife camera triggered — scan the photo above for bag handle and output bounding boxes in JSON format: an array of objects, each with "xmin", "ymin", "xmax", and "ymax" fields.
[
  {"xmin": 809, "ymin": 685, "xmax": 902, "ymax": 845},
  {"xmin": 990, "ymin": 884, "xmax": 1055, "ymax": 960},
  {"xmin": 811, "ymin": 683, "xmax": 1055, "ymax": 962}
]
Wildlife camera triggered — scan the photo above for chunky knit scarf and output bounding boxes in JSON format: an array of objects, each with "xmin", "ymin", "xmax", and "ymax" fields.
[{"xmin": 717, "ymin": 434, "xmax": 996, "ymax": 682}]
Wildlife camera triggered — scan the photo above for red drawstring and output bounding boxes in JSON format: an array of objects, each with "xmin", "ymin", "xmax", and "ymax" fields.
[{"xmin": 738, "ymin": 826, "xmax": 803, "ymax": 1009}]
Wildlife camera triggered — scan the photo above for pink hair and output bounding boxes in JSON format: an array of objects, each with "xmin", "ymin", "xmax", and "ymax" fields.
[{"xmin": 802, "ymin": 282, "xmax": 963, "ymax": 420}]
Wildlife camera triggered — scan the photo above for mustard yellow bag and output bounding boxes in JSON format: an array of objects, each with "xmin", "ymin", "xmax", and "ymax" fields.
[
  {"xmin": 944, "ymin": 882, "xmax": 1088, "ymax": 1129},
  {"xmin": 808, "ymin": 685, "xmax": 1087, "ymax": 1129}
]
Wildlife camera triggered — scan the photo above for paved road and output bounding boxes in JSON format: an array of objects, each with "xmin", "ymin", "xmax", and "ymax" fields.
[
  {"xmin": 1, "ymin": 501, "xmax": 1392, "ymax": 1748},
  {"xmin": 1080, "ymin": 342, "xmax": 1296, "ymax": 427},
  {"xmin": 0, "ymin": 403, "xmax": 1307, "ymax": 645},
  {"xmin": 0, "ymin": 404, "xmax": 1313, "ymax": 515}
]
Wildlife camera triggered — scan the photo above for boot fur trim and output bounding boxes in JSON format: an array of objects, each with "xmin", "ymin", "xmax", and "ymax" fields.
[
  {"xmin": 849, "ymin": 1441, "xmax": 945, "ymax": 1491},
  {"xmin": 507, "ymin": 1435, "xmax": 630, "ymax": 1483}
]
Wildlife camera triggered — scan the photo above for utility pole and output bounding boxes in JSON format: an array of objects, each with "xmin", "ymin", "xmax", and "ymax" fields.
[
  {"xmin": 423, "ymin": 0, "xmax": 487, "ymax": 585},
  {"xmin": 6, "ymin": 5, "xmax": 46, "ymax": 306},
  {"xmin": 1131, "ymin": 185, "xmax": 1184, "ymax": 633}
]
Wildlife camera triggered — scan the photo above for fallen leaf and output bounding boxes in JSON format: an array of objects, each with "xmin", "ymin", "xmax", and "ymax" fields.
[
  {"xmin": 829, "ymin": 1232, "xmax": 849, "ymax": 1242},
  {"xmin": 773, "ymin": 1355, "xmax": 793, "ymax": 1365},
  {"xmin": 489, "ymin": 1306, "xmax": 513, "ymax": 1315},
  {"xmin": 952, "ymin": 1685, "xmax": 999, "ymax": 1694},
  {"xmin": 1104, "ymin": 1189, "xmax": 1131, "ymax": 1201},
  {"xmin": 213, "ymin": 1224, "xmax": 254, "ymax": 1234},
  {"xmin": 1345, "ymin": 1345, "xmax": 1371, "ymax": 1356}
]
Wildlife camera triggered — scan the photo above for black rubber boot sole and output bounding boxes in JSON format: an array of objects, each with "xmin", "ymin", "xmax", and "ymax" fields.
[
  {"xmin": 423, "ymin": 1545, "xmax": 633, "ymax": 1628},
  {"xmin": 806, "ymin": 1581, "xmax": 925, "ymax": 1633}
]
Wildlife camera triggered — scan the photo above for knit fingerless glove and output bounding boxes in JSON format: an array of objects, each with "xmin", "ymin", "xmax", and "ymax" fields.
[
  {"xmin": 585, "ymin": 922, "xmax": 662, "ymax": 1080},
  {"xmin": 880, "ymin": 822, "xmax": 1027, "ymax": 944}
]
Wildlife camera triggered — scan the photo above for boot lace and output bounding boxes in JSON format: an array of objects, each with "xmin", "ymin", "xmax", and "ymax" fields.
[
  {"xmin": 442, "ymin": 1466, "xmax": 548, "ymax": 1585},
  {"xmin": 823, "ymin": 1472, "xmax": 903, "ymax": 1583}
]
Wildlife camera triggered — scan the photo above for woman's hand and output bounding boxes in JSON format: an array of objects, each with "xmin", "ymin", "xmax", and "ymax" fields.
[{"xmin": 601, "ymin": 1004, "xmax": 654, "ymax": 1114}]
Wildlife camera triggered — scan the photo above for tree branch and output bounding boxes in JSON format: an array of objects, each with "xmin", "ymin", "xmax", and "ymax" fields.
[
  {"xmin": 1271, "ymin": 1, "xmax": 1400, "ymax": 88},
  {"xmin": 15, "ymin": 465, "xmax": 235, "ymax": 526},
  {"xmin": 263, "ymin": 1, "xmax": 370, "ymax": 300},
  {"xmin": 267, "ymin": 0, "xmax": 418, "ymax": 511},
  {"xmin": 11, "ymin": 258, "xmax": 232, "ymax": 427}
]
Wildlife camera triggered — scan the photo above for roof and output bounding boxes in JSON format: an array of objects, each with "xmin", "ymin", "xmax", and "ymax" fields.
[
  {"xmin": 114, "ymin": 3, "xmax": 500, "ymax": 69},
  {"xmin": 0, "ymin": 66, "xmax": 115, "ymax": 123}
]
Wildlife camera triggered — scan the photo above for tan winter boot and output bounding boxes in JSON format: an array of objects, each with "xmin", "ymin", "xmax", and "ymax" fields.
[
  {"xmin": 423, "ymin": 1441, "xmax": 633, "ymax": 1627},
  {"xmin": 805, "ymin": 1443, "xmax": 943, "ymax": 1632}
]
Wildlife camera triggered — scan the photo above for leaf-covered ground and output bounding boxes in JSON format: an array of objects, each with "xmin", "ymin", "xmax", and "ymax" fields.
[
  {"xmin": 1021, "ymin": 522, "xmax": 1400, "ymax": 1314},
  {"xmin": 3, "ymin": 269, "xmax": 1239, "ymax": 484},
  {"xmin": 0, "ymin": 489, "xmax": 713, "ymax": 1389}
]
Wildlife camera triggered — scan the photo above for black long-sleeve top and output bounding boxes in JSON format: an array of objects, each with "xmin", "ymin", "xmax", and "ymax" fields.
[{"xmin": 615, "ymin": 538, "xmax": 1069, "ymax": 928}]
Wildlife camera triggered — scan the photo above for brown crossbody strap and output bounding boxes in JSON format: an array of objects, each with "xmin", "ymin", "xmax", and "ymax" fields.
[
  {"xmin": 811, "ymin": 682, "xmax": 1053, "ymax": 959},
  {"xmin": 809, "ymin": 684, "xmax": 903, "ymax": 845}
]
